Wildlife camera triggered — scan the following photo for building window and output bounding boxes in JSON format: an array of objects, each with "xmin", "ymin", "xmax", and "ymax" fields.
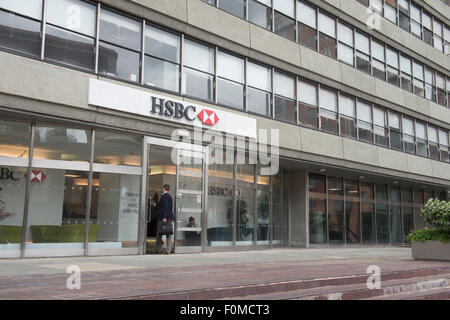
[
  {"xmin": 427, "ymin": 126, "xmax": 439, "ymax": 160},
  {"xmin": 389, "ymin": 111, "xmax": 402, "ymax": 151},
  {"xmin": 328, "ymin": 177, "xmax": 344, "ymax": 244},
  {"xmin": 337, "ymin": 22, "xmax": 354, "ymax": 66},
  {"xmin": 361, "ymin": 182, "xmax": 375, "ymax": 244},
  {"xmin": 183, "ymin": 39, "xmax": 215, "ymax": 102},
  {"xmin": 402, "ymin": 188, "xmax": 414, "ymax": 243},
  {"xmin": 309, "ymin": 174, "xmax": 327, "ymax": 244},
  {"xmin": 94, "ymin": 131, "xmax": 142, "ymax": 166},
  {"xmin": 44, "ymin": 0, "xmax": 96, "ymax": 71},
  {"xmin": 398, "ymin": 0, "xmax": 410, "ymax": 32},
  {"xmin": 0, "ymin": 0, "xmax": 42, "ymax": 58},
  {"xmin": 274, "ymin": 71, "xmax": 296, "ymax": 124},
  {"xmin": 297, "ymin": 1, "xmax": 317, "ymax": 50},
  {"xmin": 439, "ymin": 129, "xmax": 449, "ymax": 162},
  {"xmin": 236, "ymin": 162, "xmax": 255, "ymax": 245},
  {"xmin": 400, "ymin": 55, "xmax": 412, "ymax": 92},
  {"xmin": 357, "ymin": 100, "xmax": 373, "ymax": 143},
  {"xmin": 375, "ymin": 184, "xmax": 389, "ymax": 244},
  {"xmin": 422, "ymin": 11, "xmax": 433, "ymax": 46},
  {"xmin": 34, "ymin": 125, "xmax": 91, "ymax": 162},
  {"xmin": 339, "ymin": 94, "xmax": 356, "ymax": 138},
  {"xmin": 98, "ymin": 9, "xmax": 141, "ymax": 82},
  {"xmin": 384, "ymin": 0, "xmax": 397, "ymax": 24},
  {"xmin": 386, "ymin": 48, "xmax": 399, "ymax": 87},
  {"xmin": 436, "ymin": 73, "xmax": 447, "ymax": 107},
  {"xmin": 318, "ymin": 12, "xmax": 336, "ymax": 59},
  {"xmin": 433, "ymin": 19, "xmax": 444, "ymax": 52},
  {"xmin": 410, "ymin": 3, "xmax": 421, "ymax": 38},
  {"xmin": 390, "ymin": 186, "xmax": 402, "ymax": 244},
  {"xmin": 415, "ymin": 121, "xmax": 428, "ymax": 157},
  {"xmin": 247, "ymin": 61, "xmax": 272, "ymax": 116},
  {"xmin": 402, "ymin": 117, "xmax": 415, "ymax": 154},
  {"xmin": 319, "ymin": 87, "xmax": 338, "ymax": 134},
  {"xmin": 298, "ymin": 79, "xmax": 318, "ymax": 129},
  {"xmin": 355, "ymin": 32, "xmax": 370, "ymax": 73},
  {"xmin": 373, "ymin": 107, "xmax": 388, "ymax": 146},
  {"xmin": 345, "ymin": 180, "xmax": 360, "ymax": 244},
  {"xmin": 273, "ymin": 0, "xmax": 295, "ymax": 41},
  {"xmin": 219, "ymin": 0, "xmax": 246, "ymax": 19},
  {"xmin": 217, "ymin": 51, "xmax": 244, "ymax": 109},
  {"xmin": 371, "ymin": 40, "xmax": 385, "ymax": 80},
  {"xmin": 248, "ymin": 0, "xmax": 271, "ymax": 30},
  {"xmin": 412, "ymin": 61, "xmax": 425, "ymax": 97},
  {"xmin": 425, "ymin": 68, "xmax": 436, "ymax": 101},
  {"xmin": 144, "ymin": 25, "xmax": 180, "ymax": 92}
]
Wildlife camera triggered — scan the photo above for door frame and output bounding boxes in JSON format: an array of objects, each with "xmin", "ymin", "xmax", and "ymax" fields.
[{"xmin": 141, "ymin": 136, "xmax": 208, "ymax": 254}]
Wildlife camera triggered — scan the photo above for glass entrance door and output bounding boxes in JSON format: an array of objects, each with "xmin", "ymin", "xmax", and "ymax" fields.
[
  {"xmin": 175, "ymin": 149, "xmax": 204, "ymax": 253},
  {"xmin": 145, "ymin": 137, "xmax": 205, "ymax": 254}
]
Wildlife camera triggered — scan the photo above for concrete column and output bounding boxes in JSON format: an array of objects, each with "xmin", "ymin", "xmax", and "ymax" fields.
[{"xmin": 289, "ymin": 171, "xmax": 308, "ymax": 247}]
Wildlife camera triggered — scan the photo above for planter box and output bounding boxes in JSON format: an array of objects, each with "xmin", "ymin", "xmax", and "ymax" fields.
[{"xmin": 411, "ymin": 240, "xmax": 450, "ymax": 261}]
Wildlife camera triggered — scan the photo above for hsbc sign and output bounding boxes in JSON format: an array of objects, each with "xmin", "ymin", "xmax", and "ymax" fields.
[{"xmin": 89, "ymin": 79, "xmax": 256, "ymax": 139}]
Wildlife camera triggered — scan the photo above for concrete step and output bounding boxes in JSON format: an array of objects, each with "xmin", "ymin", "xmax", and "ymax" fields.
[
  {"xmin": 224, "ymin": 274, "xmax": 450, "ymax": 300},
  {"xmin": 115, "ymin": 266, "xmax": 450, "ymax": 300}
]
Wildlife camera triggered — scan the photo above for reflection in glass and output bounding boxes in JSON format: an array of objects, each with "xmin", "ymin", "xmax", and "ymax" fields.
[
  {"xmin": 247, "ymin": 87, "xmax": 271, "ymax": 116},
  {"xmin": 0, "ymin": 120, "xmax": 30, "ymax": 158},
  {"xmin": 144, "ymin": 56, "xmax": 179, "ymax": 92},
  {"xmin": 98, "ymin": 42, "xmax": 140, "ymax": 82},
  {"xmin": 94, "ymin": 131, "xmax": 142, "ymax": 166},
  {"xmin": 183, "ymin": 68, "xmax": 214, "ymax": 102},
  {"xmin": 376, "ymin": 185, "xmax": 389, "ymax": 243},
  {"xmin": 345, "ymin": 180, "xmax": 360, "ymax": 244},
  {"xmin": 309, "ymin": 174, "xmax": 327, "ymax": 244}
]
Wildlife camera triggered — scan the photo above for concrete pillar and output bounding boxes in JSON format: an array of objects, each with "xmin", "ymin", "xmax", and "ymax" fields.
[{"xmin": 289, "ymin": 171, "xmax": 308, "ymax": 247}]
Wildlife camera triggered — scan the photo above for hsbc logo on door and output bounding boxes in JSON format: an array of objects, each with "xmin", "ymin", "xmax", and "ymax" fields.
[{"xmin": 151, "ymin": 97, "xmax": 219, "ymax": 126}]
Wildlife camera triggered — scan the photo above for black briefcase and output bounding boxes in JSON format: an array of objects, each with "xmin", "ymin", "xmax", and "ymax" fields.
[{"xmin": 158, "ymin": 221, "xmax": 173, "ymax": 235}]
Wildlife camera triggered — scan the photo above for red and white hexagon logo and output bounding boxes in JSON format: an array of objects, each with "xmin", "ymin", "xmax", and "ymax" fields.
[
  {"xmin": 197, "ymin": 109, "xmax": 219, "ymax": 126},
  {"xmin": 29, "ymin": 170, "xmax": 46, "ymax": 183}
]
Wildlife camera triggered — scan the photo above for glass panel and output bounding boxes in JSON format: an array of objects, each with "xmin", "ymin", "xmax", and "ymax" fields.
[
  {"xmin": 236, "ymin": 163, "xmax": 255, "ymax": 246},
  {"xmin": 274, "ymin": 11, "xmax": 295, "ymax": 41},
  {"xmin": 390, "ymin": 187, "xmax": 402, "ymax": 244},
  {"xmin": 345, "ymin": 180, "xmax": 360, "ymax": 244},
  {"xmin": 318, "ymin": 13, "xmax": 335, "ymax": 38},
  {"xmin": 34, "ymin": 125, "xmax": 91, "ymax": 162},
  {"xmin": 0, "ymin": 0, "xmax": 43, "ymax": 20},
  {"xmin": 375, "ymin": 185, "xmax": 389, "ymax": 243},
  {"xmin": 356, "ymin": 51, "xmax": 370, "ymax": 73},
  {"xmin": 272, "ymin": 171, "xmax": 284, "ymax": 247},
  {"xmin": 320, "ymin": 110, "xmax": 338, "ymax": 134},
  {"xmin": 275, "ymin": 96, "xmax": 296, "ymax": 124},
  {"xmin": 298, "ymin": 22, "xmax": 317, "ymax": 50},
  {"xmin": 309, "ymin": 174, "xmax": 327, "ymax": 244},
  {"xmin": 319, "ymin": 87, "xmax": 337, "ymax": 112},
  {"xmin": 319, "ymin": 33, "xmax": 336, "ymax": 58},
  {"xmin": 248, "ymin": 0, "xmax": 271, "ymax": 30},
  {"xmin": 94, "ymin": 131, "xmax": 142, "ymax": 166},
  {"xmin": 386, "ymin": 48, "xmax": 399, "ymax": 68},
  {"xmin": 0, "ymin": 120, "xmax": 30, "ymax": 158},
  {"xmin": 25, "ymin": 169, "xmax": 87, "ymax": 257},
  {"xmin": 361, "ymin": 183, "xmax": 375, "ymax": 243},
  {"xmin": 338, "ymin": 43, "xmax": 354, "ymax": 65},
  {"xmin": 372, "ymin": 59, "xmax": 385, "ymax": 80},
  {"xmin": 340, "ymin": 116, "xmax": 356, "ymax": 138},
  {"xmin": 337, "ymin": 23, "xmax": 353, "ymax": 46},
  {"xmin": 387, "ymin": 66, "xmax": 400, "ymax": 86},
  {"xmin": 428, "ymin": 126, "xmax": 438, "ymax": 143},
  {"xmin": 47, "ymin": 0, "xmax": 96, "ymax": 37},
  {"xmin": 413, "ymin": 189, "xmax": 425, "ymax": 230},
  {"xmin": 385, "ymin": 4, "xmax": 397, "ymax": 23},
  {"xmin": 0, "ymin": 166, "xmax": 27, "ymax": 257},
  {"xmin": 299, "ymin": 102, "xmax": 318, "ymax": 128},
  {"xmin": 217, "ymin": 78, "xmax": 244, "ymax": 109},
  {"xmin": 402, "ymin": 117, "xmax": 414, "ymax": 136},
  {"xmin": 371, "ymin": 40, "xmax": 385, "ymax": 61},
  {"xmin": 99, "ymin": 9, "xmax": 141, "ymax": 51},
  {"xmin": 274, "ymin": 0, "xmax": 295, "ymax": 18},
  {"xmin": 219, "ymin": 0, "xmax": 245, "ymax": 19},
  {"xmin": 145, "ymin": 25, "xmax": 180, "ymax": 63},
  {"xmin": 98, "ymin": 42, "xmax": 140, "ymax": 82},
  {"xmin": 89, "ymin": 172, "xmax": 140, "ymax": 253},
  {"xmin": 144, "ymin": 56, "xmax": 179, "ymax": 92},
  {"xmin": 298, "ymin": 80, "xmax": 317, "ymax": 106},
  {"xmin": 357, "ymin": 101, "xmax": 372, "ymax": 123},
  {"xmin": 297, "ymin": 1, "xmax": 316, "ymax": 28},
  {"xmin": 183, "ymin": 39, "xmax": 214, "ymax": 74},
  {"xmin": 183, "ymin": 67, "xmax": 214, "ymax": 101},
  {"xmin": 218, "ymin": 51, "xmax": 244, "ymax": 83},
  {"xmin": 247, "ymin": 87, "xmax": 271, "ymax": 116},
  {"xmin": 45, "ymin": 25, "xmax": 95, "ymax": 71},
  {"xmin": 328, "ymin": 177, "xmax": 344, "ymax": 244},
  {"xmin": 373, "ymin": 107, "xmax": 386, "ymax": 127},
  {"xmin": 355, "ymin": 32, "xmax": 369, "ymax": 54},
  {"xmin": 207, "ymin": 162, "xmax": 234, "ymax": 247},
  {"xmin": 274, "ymin": 72, "xmax": 295, "ymax": 99},
  {"xmin": 247, "ymin": 61, "xmax": 271, "ymax": 92},
  {"xmin": 0, "ymin": 10, "xmax": 41, "ymax": 57},
  {"xmin": 339, "ymin": 95, "xmax": 355, "ymax": 118}
]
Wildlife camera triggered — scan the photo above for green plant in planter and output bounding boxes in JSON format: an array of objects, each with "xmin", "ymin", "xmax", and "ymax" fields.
[{"xmin": 407, "ymin": 198, "xmax": 450, "ymax": 244}]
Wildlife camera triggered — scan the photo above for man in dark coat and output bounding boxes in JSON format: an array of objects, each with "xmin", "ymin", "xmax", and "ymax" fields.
[{"xmin": 151, "ymin": 184, "xmax": 175, "ymax": 254}]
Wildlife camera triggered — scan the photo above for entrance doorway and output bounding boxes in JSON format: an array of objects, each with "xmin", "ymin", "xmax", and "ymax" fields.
[{"xmin": 145, "ymin": 137, "xmax": 206, "ymax": 254}]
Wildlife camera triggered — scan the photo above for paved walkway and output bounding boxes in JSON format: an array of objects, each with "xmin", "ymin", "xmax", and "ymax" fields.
[{"xmin": 0, "ymin": 248, "xmax": 448, "ymax": 299}]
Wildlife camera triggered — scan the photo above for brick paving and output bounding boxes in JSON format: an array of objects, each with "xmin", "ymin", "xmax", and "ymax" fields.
[{"xmin": 0, "ymin": 248, "xmax": 449, "ymax": 300}]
